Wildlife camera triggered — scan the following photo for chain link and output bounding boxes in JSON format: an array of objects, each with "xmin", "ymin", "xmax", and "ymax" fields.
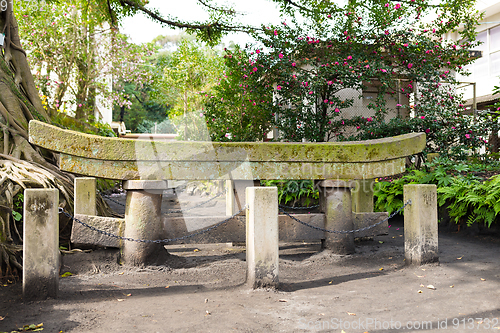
[
  {"xmin": 101, "ymin": 194, "xmax": 126, "ymax": 207},
  {"xmin": 166, "ymin": 190, "xmax": 226, "ymax": 214},
  {"xmin": 279, "ymin": 199, "xmax": 411, "ymax": 234},
  {"xmin": 100, "ymin": 190, "xmax": 226, "ymax": 213},
  {"xmin": 61, "ymin": 199, "xmax": 411, "ymax": 242},
  {"xmin": 59, "ymin": 205, "xmax": 245, "ymax": 244},
  {"xmin": 278, "ymin": 204, "xmax": 320, "ymax": 210}
]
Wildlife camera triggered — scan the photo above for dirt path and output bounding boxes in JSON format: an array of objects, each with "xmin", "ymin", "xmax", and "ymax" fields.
[{"xmin": 1, "ymin": 193, "xmax": 499, "ymax": 332}]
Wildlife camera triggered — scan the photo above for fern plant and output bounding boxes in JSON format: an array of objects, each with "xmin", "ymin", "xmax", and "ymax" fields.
[
  {"xmin": 374, "ymin": 158, "xmax": 500, "ymax": 227},
  {"xmin": 261, "ymin": 180, "xmax": 319, "ymax": 207},
  {"xmin": 438, "ymin": 175, "xmax": 500, "ymax": 227}
]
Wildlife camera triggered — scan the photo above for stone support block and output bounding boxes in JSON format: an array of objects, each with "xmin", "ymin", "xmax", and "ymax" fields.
[
  {"xmin": 71, "ymin": 215, "xmax": 125, "ymax": 248},
  {"xmin": 23, "ymin": 188, "xmax": 59, "ymax": 300},
  {"xmin": 74, "ymin": 177, "xmax": 96, "ymax": 215},
  {"xmin": 318, "ymin": 180, "xmax": 355, "ymax": 254},
  {"xmin": 123, "ymin": 180, "xmax": 169, "ymax": 265},
  {"xmin": 351, "ymin": 179, "xmax": 374, "ymax": 213},
  {"xmin": 403, "ymin": 184, "xmax": 438, "ymax": 265},
  {"xmin": 352, "ymin": 212, "xmax": 389, "ymax": 238},
  {"xmin": 246, "ymin": 187, "xmax": 279, "ymax": 288}
]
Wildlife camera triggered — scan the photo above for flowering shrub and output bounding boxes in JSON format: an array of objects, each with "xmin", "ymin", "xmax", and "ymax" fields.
[
  {"xmin": 203, "ymin": 0, "xmax": 491, "ymax": 160},
  {"xmin": 203, "ymin": 46, "xmax": 278, "ymax": 142}
]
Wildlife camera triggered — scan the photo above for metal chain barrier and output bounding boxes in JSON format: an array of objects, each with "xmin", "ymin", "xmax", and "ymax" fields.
[
  {"xmin": 100, "ymin": 193, "xmax": 126, "ymax": 207},
  {"xmin": 279, "ymin": 199, "xmax": 411, "ymax": 234},
  {"xmin": 165, "ymin": 190, "xmax": 226, "ymax": 214},
  {"xmin": 100, "ymin": 190, "xmax": 226, "ymax": 213},
  {"xmin": 59, "ymin": 205, "xmax": 246, "ymax": 244},
  {"xmin": 278, "ymin": 204, "xmax": 320, "ymax": 210}
]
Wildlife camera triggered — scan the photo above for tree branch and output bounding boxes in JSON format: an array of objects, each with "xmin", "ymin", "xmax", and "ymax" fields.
[
  {"xmin": 196, "ymin": 0, "xmax": 236, "ymax": 15},
  {"xmin": 119, "ymin": 0, "xmax": 259, "ymax": 34}
]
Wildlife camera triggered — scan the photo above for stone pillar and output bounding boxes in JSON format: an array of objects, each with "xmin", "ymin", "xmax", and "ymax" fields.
[
  {"xmin": 74, "ymin": 177, "xmax": 96, "ymax": 215},
  {"xmin": 123, "ymin": 180, "xmax": 169, "ymax": 266},
  {"xmin": 317, "ymin": 180, "xmax": 355, "ymax": 254},
  {"xmin": 232, "ymin": 180, "xmax": 260, "ymax": 213},
  {"xmin": 225, "ymin": 180, "xmax": 236, "ymax": 216},
  {"xmin": 246, "ymin": 186, "xmax": 279, "ymax": 289},
  {"xmin": 23, "ymin": 188, "xmax": 59, "ymax": 300},
  {"xmin": 351, "ymin": 179, "xmax": 374, "ymax": 213},
  {"xmin": 403, "ymin": 184, "xmax": 439, "ymax": 265}
]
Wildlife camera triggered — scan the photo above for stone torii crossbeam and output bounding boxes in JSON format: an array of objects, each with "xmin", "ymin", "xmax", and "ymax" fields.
[{"xmin": 25, "ymin": 120, "xmax": 432, "ymax": 299}]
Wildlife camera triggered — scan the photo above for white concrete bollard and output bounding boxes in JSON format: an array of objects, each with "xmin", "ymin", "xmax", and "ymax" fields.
[
  {"xmin": 74, "ymin": 177, "xmax": 96, "ymax": 215},
  {"xmin": 246, "ymin": 186, "xmax": 279, "ymax": 289},
  {"xmin": 23, "ymin": 188, "xmax": 59, "ymax": 300},
  {"xmin": 403, "ymin": 184, "xmax": 439, "ymax": 265}
]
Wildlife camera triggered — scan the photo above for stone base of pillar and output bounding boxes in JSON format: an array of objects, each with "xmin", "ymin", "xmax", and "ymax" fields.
[
  {"xmin": 122, "ymin": 180, "xmax": 169, "ymax": 266},
  {"xmin": 317, "ymin": 180, "xmax": 355, "ymax": 255}
]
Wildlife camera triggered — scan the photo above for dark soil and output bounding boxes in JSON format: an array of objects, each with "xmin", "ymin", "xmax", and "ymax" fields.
[{"xmin": 1, "ymin": 192, "xmax": 499, "ymax": 332}]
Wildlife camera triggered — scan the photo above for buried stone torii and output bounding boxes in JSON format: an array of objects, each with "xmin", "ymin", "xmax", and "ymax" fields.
[{"xmin": 26, "ymin": 120, "xmax": 431, "ymax": 297}]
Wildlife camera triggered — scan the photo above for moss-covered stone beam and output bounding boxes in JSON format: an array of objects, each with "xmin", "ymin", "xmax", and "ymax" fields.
[{"xmin": 29, "ymin": 120, "xmax": 425, "ymax": 180}]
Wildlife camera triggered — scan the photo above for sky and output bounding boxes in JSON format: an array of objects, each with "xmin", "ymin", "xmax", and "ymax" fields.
[{"xmin": 120, "ymin": 0, "xmax": 283, "ymax": 46}]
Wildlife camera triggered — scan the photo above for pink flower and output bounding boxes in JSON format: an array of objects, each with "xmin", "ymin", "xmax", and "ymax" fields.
[
  {"xmin": 396, "ymin": 104, "xmax": 402, "ymax": 107},
  {"xmin": 394, "ymin": 3, "xmax": 401, "ymax": 9},
  {"xmin": 420, "ymin": 116, "xmax": 425, "ymax": 119},
  {"xmin": 425, "ymin": 129, "xmax": 430, "ymax": 133},
  {"xmin": 309, "ymin": 91, "xmax": 313, "ymax": 95},
  {"xmin": 274, "ymin": 30, "xmax": 278, "ymax": 36},
  {"xmin": 256, "ymin": 49, "xmax": 261, "ymax": 54},
  {"xmin": 324, "ymin": 99, "xmax": 329, "ymax": 103},
  {"xmin": 347, "ymin": 56, "xmax": 352, "ymax": 60},
  {"xmin": 279, "ymin": 53, "xmax": 284, "ymax": 59},
  {"xmin": 408, "ymin": 63, "xmax": 413, "ymax": 69},
  {"xmin": 277, "ymin": 85, "xmax": 282, "ymax": 90},
  {"xmin": 253, "ymin": 67, "xmax": 257, "ymax": 72},
  {"xmin": 384, "ymin": 3, "xmax": 389, "ymax": 7},
  {"xmin": 465, "ymin": 134, "xmax": 471, "ymax": 139},
  {"xmin": 334, "ymin": 108, "xmax": 340, "ymax": 112}
]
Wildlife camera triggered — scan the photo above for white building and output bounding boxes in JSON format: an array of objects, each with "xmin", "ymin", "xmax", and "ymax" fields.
[{"xmin": 454, "ymin": 0, "xmax": 500, "ymax": 111}]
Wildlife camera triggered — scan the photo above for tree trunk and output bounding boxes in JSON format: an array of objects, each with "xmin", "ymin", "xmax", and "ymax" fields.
[{"xmin": 0, "ymin": 6, "xmax": 111, "ymax": 279}]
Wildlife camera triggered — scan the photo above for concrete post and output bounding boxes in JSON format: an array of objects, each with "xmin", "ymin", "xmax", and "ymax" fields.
[
  {"xmin": 23, "ymin": 188, "xmax": 59, "ymax": 300},
  {"xmin": 246, "ymin": 186, "xmax": 279, "ymax": 289},
  {"xmin": 351, "ymin": 179, "xmax": 374, "ymax": 213},
  {"xmin": 74, "ymin": 177, "xmax": 96, "ymax": 215},
  {"xmin": 225, "ymin": 180, "xmax": 236, "ymax": 216},
  {"xmin": 123, "ymin": 180, "xmax": 169, "ymax": 266},
  {"xmin": 317, "ymin": 180, "xmax": 355, "ymax": 254},
  {"xmin": 403, "ymin": 184, "xmax": 439, "ymax": 265}
]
